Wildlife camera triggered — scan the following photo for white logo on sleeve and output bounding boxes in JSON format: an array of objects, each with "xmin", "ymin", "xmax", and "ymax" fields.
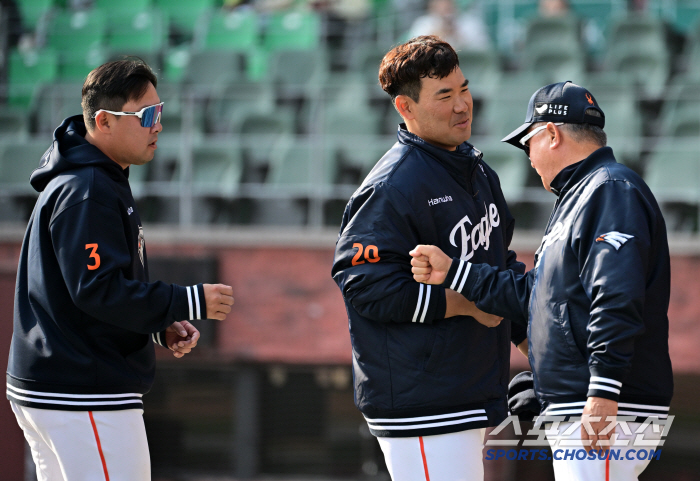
[{"xmin": 596, "ymin": 231, "xmax": 633, "ymax": 250}]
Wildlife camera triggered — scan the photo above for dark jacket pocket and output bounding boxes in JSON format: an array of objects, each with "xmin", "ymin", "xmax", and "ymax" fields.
[{"xmin": 554, "ymin": 301, "xmax": 586, "ymax": 364}]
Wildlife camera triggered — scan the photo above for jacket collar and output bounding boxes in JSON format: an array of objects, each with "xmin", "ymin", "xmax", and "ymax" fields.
[
  {"xmin": 397, "ymin": 124, "xmax": 482, "ymax": 189},
  {"xmin": 549, "ymin": 146, "xmax": 616, "ymax": 197}
]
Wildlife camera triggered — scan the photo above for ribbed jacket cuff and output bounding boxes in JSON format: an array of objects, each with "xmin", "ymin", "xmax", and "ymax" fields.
[
  {"xmin": 587, "ymin": 368, "xmax": 623, "ymax": 402},
  {"xmin": 441, "ymin": 258, "xmax": 473, "ymax": 294},
  {"xmin": 174, "ymin": 284, "xmax": 208, "ymax": 321},
  {"xmin": 410, "ymin": 283, "xmax": 446, "ymax": 324},
  {"xmin": 152, "ymin": 329, "xmax": 168, "ymax": 348}
]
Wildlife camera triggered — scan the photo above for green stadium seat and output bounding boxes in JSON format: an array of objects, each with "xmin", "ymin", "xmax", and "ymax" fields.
[
  {"xmin": 584, "ymin": 81, "xmax": 641, "ymax": 164},
  {"xmin": 0, "ymin": 140, "xmax": 49, "ymax": 192},
  {"xmin": 162, "ymin": 47, "xmax": 190, "ymax": 83},
  {"xmin": 658, "ymin": 82, "xmax": 700, "ymax": 138},
  {"xmin": 16, "ymin": 0, "xmax": 53, "ymax": 31},
  {"xmin": 183, "ymin": 50, "xmax": 247, "ymax": 90},
  {"xmin": 645, "ymin": 139, "xmax": 700, "ymax": 203},
  {"xmin": 667, "ymin": 0, "xmax": 700, "ymax": 34},
  {"xmin": 48, "ymin": 9, "xmax": 106, "ymax": 52},
  {"xmin": 0, "ymin": 107, "xmax": 30, "ymax": 139},
  {"xmin": 94, "ymin": 0, "xmax": 150, "ymax": 18},
  {"xmin": 236, "ymin": 108, "xmax": 296, "ymax": 174},
  {"xmin": 7, "ymin": 48, "xmax": 58, "ymax": 109},
  {"xmin": 268, "ymin": 49, "xmax": 328, "ymax": 98},
  {"xmin": 47, "ymin": 10, "xmax": 109, "ymax": 80},
  {"xmin": 263, "ymin": 11, "xmax": 321, "ymax": 51},
  {"xmin": 205, "ymin": 79, "xmax": 275, "ymax": 133},
  {"xmin": 32, "ymin": 82, "xmax": 83, "ymax": 134},
  {"xmin": 191, "ymin": 143, "xmax": 244, "ymax": 198},
  {"xmin": 154, "ymin": 0, "xmax": 215, "ymax": 40},
  {"xmin": 477, "ymin": 140, "xmax": 529, "ymax": 201},
  {"xmin": 107, "ymin": 9, "xmax": 167, "ymax": 55},
  {"xmin": 458, "ymin": 49, "xmax": 501, "ymax": 98},
  {"xmin": 197, "ymin": 9, "xmax": 258, "ymax": 51}
]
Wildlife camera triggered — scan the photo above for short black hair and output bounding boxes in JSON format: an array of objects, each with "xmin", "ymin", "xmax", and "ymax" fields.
[
  {"xmin": 82, "ymin": 58, "xmax": 158, "ymax": 131},
  {"xmin": 563, "ymin": 109, "xmax": 607, "ymax": 147},
  {"xmin": 378, "ymin": 35, "xmax": 460, "ymax": 103}
]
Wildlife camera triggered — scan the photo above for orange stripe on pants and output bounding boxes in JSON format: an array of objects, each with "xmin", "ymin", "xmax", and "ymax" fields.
[
  {"xmin": 88, "ymin": 411, "xmax": 111, "ymax": 481},
  {"xmin": 419, "ymin": 436, "xmax": 431, "ymax": 481}
]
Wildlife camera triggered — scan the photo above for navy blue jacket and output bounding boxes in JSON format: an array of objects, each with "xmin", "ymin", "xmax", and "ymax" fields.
[
  {"xmin": 444, "ymin": 147, "xmax": 673, "ymax": 421},
  {"xmin": 7, "ymin": 116, "xmax": 207, "ymax": 411},
  {"xmin": 332, "ymin": 126, "xmax": 526, "ymax": 437}
]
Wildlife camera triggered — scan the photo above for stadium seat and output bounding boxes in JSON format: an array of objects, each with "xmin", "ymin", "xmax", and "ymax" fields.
[
  {"xmin": 570, "ymin": 0, "xmax": 622, "ymax": 57},
  {"xmin": 262, "ymin": 11, "xmax": 321, "ymax": 51},
  {"xmin": 481, "ymin": 74, "xmax": 543, "ymax": 137},
  {"xmin": 94, "ymin": 0, "xmax": 150, "ymax": 18},
  {"xmin": 0, "ymin": 108, "xmax": 30, "ymax": 139},
  {"xmin": 458, "ymin": 49, "xmax": 501, "ymax": 98},
  {"xmin": 31, "ymin": 82, "xmax": 83, "ymax": 134},
  {"xmin": 190, "ymin": 143, "xmax": 244, "ymax": 198},
  {"xmin": 154, "ymin": 0, "xmax": 216, "ymax": 41},
  {"xmin": 645, "ymin": 139, "xmax": 700, "ymax": 203},
  {"xmin": 477, "ymin": 140, "xmax": 529, "ymax": 201},
  {"xmin": 197, "ymin": 9, "xmax": 258, "ymax": 51},
  {"xmin": 667, "ymin": 0, "xmax": 700, "ymax": 35},
  {"xmin": 584, "ymin": 83, "xmax": 641, "ymax": 164},
  {"xmin": 658, "ymin": 82, "xmax": 700, "ymax": 138},
  {"xmin": 268, "ymin": 49, "xmax": 329, "ymax": 99},
  {"xmin": 603, "ymin": 15, "xmax": 669, "ymax": 97},
  {"xmin": 0, "ymin": 140, "xmax": 48, "ymax": 192},
  {"xmin": 107, "ymin": 9, "xmax": 167, "ymax": 56},
  {"xmin": 7, "ymin": 48, "xmax": 58, "ymax": 109},
  {"xmin": 236, "ymin": 108, "xmax": 296, "ymax": 178},
  {"xmin": 16, "ymin": 0, "xmax": 53, "ymax": 31},
  {"xmin": 205, "ymin": 79, "xmax": 275, "ymax": 134},
  {"xmin": 182, "ymin": 50, "xmax": 247, "ymax": 91},
  {"xmin": 47, "ymin": 10, "xmax": 109, "ymax": 80}
]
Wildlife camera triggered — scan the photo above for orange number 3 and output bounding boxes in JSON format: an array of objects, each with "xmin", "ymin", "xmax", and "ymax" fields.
[
  {"xmin": 85, "ymin": 243, "xmax": 100, "ymax": 270},
  {"xmin": 352, "ymin": 243, "xmax": 381, "ymax": 266}
]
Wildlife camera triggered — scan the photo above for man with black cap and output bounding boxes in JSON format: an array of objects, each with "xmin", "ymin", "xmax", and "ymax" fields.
[{"xmin": 409, "ymin": 81, "xmax": 673, "ymax": 480}]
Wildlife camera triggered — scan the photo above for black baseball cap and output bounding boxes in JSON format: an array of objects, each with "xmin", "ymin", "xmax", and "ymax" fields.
[{"xmin": 501, "ymin": 81, "xmax": 605, "ymax": 151}]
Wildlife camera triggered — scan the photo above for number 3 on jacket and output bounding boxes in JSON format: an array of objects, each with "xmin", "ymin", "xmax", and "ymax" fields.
[
  {"xmin": 85, "ymin": 243, "xmax": 100, "ymax": 270},
  {"xmin": 352, "ymin": 243, "xmax": 380, "ymax": 266}
]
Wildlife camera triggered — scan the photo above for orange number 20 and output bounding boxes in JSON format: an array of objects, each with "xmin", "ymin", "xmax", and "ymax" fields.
[
  {"xmin": 85, "ymin": 243, "xmax": 101, "ymax": 270},
  {"xmin": 352, "ymin": 243, "xmax": 381, "ymax": 266}
]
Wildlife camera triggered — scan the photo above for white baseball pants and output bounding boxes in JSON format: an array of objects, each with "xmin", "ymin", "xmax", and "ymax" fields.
[
  {"xmin": 11, "ymin": 402, "xmax": 151, "ymax": 481},
  {"xmin": 546, "ymin": 421, "xmax": 664, "ymax": 481},
  {"xmin": 377, "ymin": 428, "xmax": 485, "ymax": 481}
]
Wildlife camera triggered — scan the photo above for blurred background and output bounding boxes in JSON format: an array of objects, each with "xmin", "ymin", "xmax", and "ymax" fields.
[{"xmin": 1, "ymin": 0, "xmax": 700, "ymax": 479}]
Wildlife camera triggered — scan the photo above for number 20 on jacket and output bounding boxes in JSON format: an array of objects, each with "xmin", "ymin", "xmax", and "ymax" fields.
[{"xmin": 352, "ymin": 243, "xmax": 380, "ymax": 266}]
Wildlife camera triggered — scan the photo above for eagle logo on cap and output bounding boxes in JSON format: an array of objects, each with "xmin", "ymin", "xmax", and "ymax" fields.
[
  {"xmin": 586, "ymin": 93, "xmax": 594, "ymax": 105},
  {"xmin": 535, "ymin": 103, "xmax": 548, "ymax": 114}
]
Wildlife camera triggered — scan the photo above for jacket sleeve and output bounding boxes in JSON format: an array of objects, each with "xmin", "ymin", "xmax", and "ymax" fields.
[
  {"xmin": 443, "ymin": 258, "xmax": 534, "ymax": 325},
  {"xmin": 332, "ymin": 182, "xmax": 446, "ymax": 324},
  {"xmin": 571, "ymin": 180, "xmax": 653, "ymax": 402},
  {"xmin": 50, "ymin": 198, "xmax": 207, "ymax": 334},
  {"xmin": 503, "ymin": 202, "xmax": 528, "ymax": 345}
]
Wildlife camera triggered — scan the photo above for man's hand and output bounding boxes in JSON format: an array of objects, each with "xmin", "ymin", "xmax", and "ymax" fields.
[
  {"xmin": 581, "ymin": 396, "xmax": 618, "ymax": 452},
  {"xmin": 165, "ymin": 321, "xmax": 200, "ymax": 359},
  {"xmin": 203, "ymin": 284, "xmax": 234, "ymax": 320},
  {"xmin": 410, "ymin": 245, "xmax": 452, "ymax": 285}
]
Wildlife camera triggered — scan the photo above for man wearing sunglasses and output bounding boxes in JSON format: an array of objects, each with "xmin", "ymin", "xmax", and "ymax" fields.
[
  {"xmin": 410, "ymin": 81, "xmax": 672, "ymax": 481},
  {"xmin": 7, "ymin": 59, "xmax": 235, "ymax": 480}
]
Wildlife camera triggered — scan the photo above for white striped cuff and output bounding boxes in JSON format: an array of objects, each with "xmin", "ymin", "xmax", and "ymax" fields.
[
  {"xmin": 448, "ymin": 259, "xmax": 472, "ymax": 294},
  {"xmin": 185, "ymin": 284, "xmax": 206, "ymax": 320},
  {"xmin": 152, "ymin": 330, "xmax": 167, "ymax": 348},
  {"xmin": 412, "ymin": 284, "xmax": 432, "ymax": 323}
]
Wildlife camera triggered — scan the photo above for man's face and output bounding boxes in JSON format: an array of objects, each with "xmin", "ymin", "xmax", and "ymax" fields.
[
  {"xmin": 108, "ymin": 82, "xmax": 162, "ymax": 169},
  {"xmin": 523, "ymin": 122, "xmax": 560, "ymax": 192},
  {"xmin": 405, "ymin": 68, "xmax": 473, "ymax": 151}
]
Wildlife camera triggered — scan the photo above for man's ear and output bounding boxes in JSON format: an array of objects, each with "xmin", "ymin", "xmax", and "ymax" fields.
[
  {"xmin": 394, "ymin": 95, "xmax": 416, "ymax": 121},
  {"xmin": 547, "ymin": 122, "xmax": 562, "ymax": 149},
  {"xmin": 93, "ymin": 111, "xmax": 112, "ymax": 134}
]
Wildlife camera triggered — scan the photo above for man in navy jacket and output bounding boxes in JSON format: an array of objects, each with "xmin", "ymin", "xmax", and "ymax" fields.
[
  {"xmin": 411, "ymin": 81, "xmax": 673, "ymax": 481},
  {"xmin": 332, "ymin": 36, "xmax": 527, "ymax": 480},
  {"xmin": 7, "ymin": 59, "xmax": 234, "ymax": 480}
]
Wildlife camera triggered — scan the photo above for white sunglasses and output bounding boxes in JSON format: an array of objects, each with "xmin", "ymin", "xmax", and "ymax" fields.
[
  {"xmin": 519, "ymin": 122, "xmax": 564, "ymax": 148},
  {"xmin": 94, "ymin": 102, "xmax": 164, "ymax": 128}
]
